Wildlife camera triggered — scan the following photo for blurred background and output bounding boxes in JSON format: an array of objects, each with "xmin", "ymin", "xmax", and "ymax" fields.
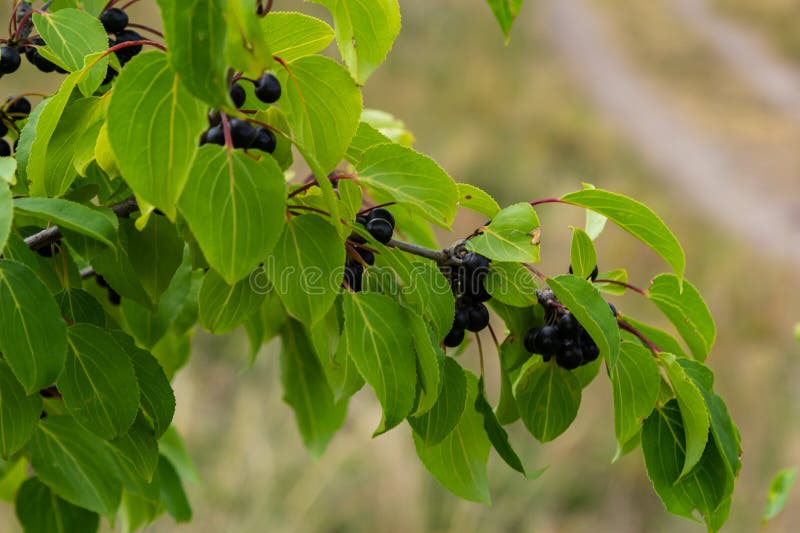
[{"xmin": 2, "ymin": 0, "xmax": 800, "ymax": 531}]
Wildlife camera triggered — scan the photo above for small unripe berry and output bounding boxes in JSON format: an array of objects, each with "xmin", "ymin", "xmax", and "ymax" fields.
[
  {"xmin": 100, "ymin": 8, "xmax": 129, "ymax": 34},
  {"xmin": 254, "ymin": 73, "xmax": 282, "ymax": 103}
]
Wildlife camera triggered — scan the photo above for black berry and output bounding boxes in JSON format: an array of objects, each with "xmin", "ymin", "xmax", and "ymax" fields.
[
  {"xmin": 251, "ymin": 127, "xmax": 276, "ymax": 153},
  {"xmin": 532, "ymin": 324, "xmax": 559, "ymax": 355},
  {"xmin": 368, "ymin": 207, "xmax": 395, "ymax": 228},
  {"xmin": 95, "ymin": 275, "xmax": 109, "ymax": 288},
  {"xmin": 108, "ymin": 288, "xmax": 121, "ymax": 306},
  {"xmin": 229, "ymin": 82, "xmax": 246, "ymax": 108},
  {"xmin": 465, "ymin": 303, "xmax": 490, "ymax": 332},
  {"xmin": 608, "ymin": 302, "xmax": 618, "ymax": 317},
  {"xmin": 556, "ymin": 342, "xmax": 583, "ymax": 370},
  {"xmin": 366, "ymin": 217, "xmax": 393, "ymax": 244},
  {"xmin": 100, "ymin": 8, "xmax": 129, "ymax": 34},
  {"xmin": 24, "ymin": 39, "xmax": 57, "ymax": 73},
  {"xmin": 558, "ymin": 312, "xmax": 579, "ymax": 337},
  {"xmin": 113, "ymin": 30, "xmax": 143, "ymax": 64},
  {"xmin": 228, "ymin": 118, "xmax": 257, "ymax": 149},
  {"xmin": 462, "ymin": 252, "xmax": 490, "ymax": 273},
  {"xmin": 254, "ymin": 73, "xmax": 281, "ymax": 103},
  {"xmin": 0, "ymin": 46, "xmax": 21, "ymax": 74},
  {"xmin": 356, "ymin": 248, "xmax": 375, "ymax": 266},
  {"xmin": 524, "ymin": 327, "xmax": 541, "ymax": 353},
  {"xmin": 590, "ymin": 265, "xmax": 599, "ymax": 281},
  {"xmin": 444, "ymin": 327, "xmax": 465, "ymax": 348},
  {"xmin": 453, "ymin": 306, "xmax": 469, "ymax": 330},
  {"xmin": 202, "ymin": 125, "xmax": 225, "ymax": 146},
  {"xmin": 344, "ymin": 263, "xmax": 364, "ymax": 292},
  {"xmin": 6, "ymin": 96, "xmax": 31, "ymax": 116},
  {"xmin": 0, "ymin": 140, "xmax": 9, "ymax": 157},
  {"xmin": 0, "ymin": 122, "xmax": 7, "ymax": 137},
  {"xmin": 35, "ymin": 245, "xmax": 57, "ymax": 258}
]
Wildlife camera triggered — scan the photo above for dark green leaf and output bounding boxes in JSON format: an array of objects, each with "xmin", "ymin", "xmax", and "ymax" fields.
[
  {"xmin": 126, "ymin": 215, "xmax": 183, "ymax": 304},
  {"xmin": 16, "ymin": 477, "xmax": 99, "ymax": 533},
  {"xmin": 56, "ymin": 289, "xmax": 105, "ymax": 327},
  {"xmin": 29, "ymin": 416, "xmax": 122, "ymax": 517},
  {"xmin": 0, "ymin": 360, "xmax": 42, "ymax": 458},
  {"xmin": 514, "ymin": 359, "xmax": 581, "ymax": 442},
  {"xmin": 648, "ymin": 274, "xmax": 715, "ymax": 361},
  {"xmin": 610, "ymin": 341, "xmax": 659, "ymax": 446},
  {"xmin": 157, "ymin": 455, "xmax": 192, "ymax": 522},
  {"xmin": 108, "ymin": 417, "xmax": 159, "ymax": 485},
  {"xmin": 198, "ymin": 270, "xmax": 265, "ymax": 334},
  {"xmin": 409, "ymin": 357, "xmax": 466, "ymax": 447},
  {"xmin": 15, "ymin": 198, "xmax": 118, "ymax": 251},
  {"xmin": 475, "ymin": 378, "xmax": 526, "ymax": 476},
  {"xmin": 0, "ymin": 260, "xmax": 68, "ymax": 393}
]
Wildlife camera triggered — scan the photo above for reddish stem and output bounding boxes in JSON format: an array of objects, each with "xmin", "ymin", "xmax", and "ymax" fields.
[
  {"xmin": 220, "ymin": 114, "xmax": 234, "ymax": 153},
  {"xmin": 242, "ymin": 116, "xmax": 291, "ymax": 140},
  {"xmin": 357, "ymin": 202, "xmax": 397, "ymax": 216},
  {"xmin": 286, "ymin": 205, "xmax": 331, "ymax": 217},
  {"xmin": 594, "ymin": 278, "xmax": 648, "ymax": 296},
  {"xmin": 120, "ymin": 0, "xmax": 144, "ymax": 10},
  {"xmin": 618, "ymin": 320, "xmax": 662, "ymax": 355},
  {"xmin": 126, "ymin": 23, "xmax": 164, "ymax": 38},
  {"xmin": 530, "ymin": 197, "xmax": 566, "ymax": 207}
]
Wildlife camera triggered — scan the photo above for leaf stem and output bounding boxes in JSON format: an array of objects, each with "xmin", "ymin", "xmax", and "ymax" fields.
[
  {"xmin": 618, "ymin": 320, "xmax": 662, "ymax": 355},
  {"xmin": 126, "ymin": 23, "xmax": 164, "ymax": 38},
  {"xmin": 475, "ymin": 332, "xmax": 485, "ymax": 379},
  {"xmin": 286, "ymin": 205, "xmax": 331, "ymax": 217},
  {"xmin": 529, "ymin": 197, "xmax": 566, "ymax": 207},
  {"xmin": 220, "ymin": 113, "xmax": 234, "ymax": 153},
  {"xmin": 594, "ymin": 278, "xmax": 648, "ymax": 296}
]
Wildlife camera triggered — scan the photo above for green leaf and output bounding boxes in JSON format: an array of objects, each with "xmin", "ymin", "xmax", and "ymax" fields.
[
  {"xmin": 15, "ymin": 198, "xmax": 118, "ymax": 251},
  {"xmin": 0, "ymin": 260, "xmax": 68, "ymax": 393},
  {"xmin": 475, "ymin": 378, "xmax": 527, "ymax": 476},
  {"xmin": 108, "ymin": 51, "xmax": 207, "ymax": 219},
  {"xmin": 485, "ymin": 0, "xmax": 524, "ymax": 41},
  {"xmin": 157, "ymin": 455, "xmax": 192, "ymax": 522},
  {"xmin": 345, "ymin": 122, "xmax": 391, "ymax": 164},
  {"xmin": 466, "ymin": 203, "xmax": 540, "ymax": 262},
  {"xmin": 198, "ymin": 270, "xmax": 265, "ymax": 334},
  {"xmin": 547, "ymin": 274, "xmax": 620, "ymax": 366},
  {"xmin": 125, "ymin": 215, "xmax": 183, "ymax": 304},
  {"xmin": 593, "ymin": 268, "xmax": 629, "ymax": 296},
  {"xmin": 262, "ymin": 12, "xmax": 334, "ymax": 62},
  {"xmin": 267, "ymin": 214, "xmax": 344, "ymax": 325},
  {"xmin": 91, "ymin": 229, "xmax": 153, "ymax": 309},
  {"xmin": 457, "ymin": 183, "xmax": 501, "ymax": 218},
  {"xmin": 158, "ymin": 427, "xmax": 198, "ymax": 483},
  {"xmin": 569, "ymin": 227, "xmax": 597, "ymax": 279},
  {"xmin": 179, "ymin": 146, "xmax": 287, "ymax": 284},
  {"xmin": 29, "ymin": 97, "xmax": 104, "ymax": 197},
  {"xmin": 357, "ymin": 143, "xmax": 458, "ymax": 228},
  {"xmin": 0, "ymin": 157, "xmax": 16, "ymax": 185},
  {"xmin": 113, "ymin": 332, "xmax": 175, "ymax": 439},
  {"xmin": 16, "ymin": 477, "xmax": 100, "ymax": 533},
  {"xmin": 514, "ymin": 359, "xmax": 581, "ymax": 442},
  {"xmin": 561, "ymin": 188, "xmax": 685, "ymax": 280},
  {"xmin": 414, "ymin": 372, "xmax": 491, "ymax": 504},
  {"xmin": 662, "ymin": 354, "xmax": 710, "ymax": 479},
  {"xmin": 278, "ymin": 54, "xmax": 362, "ymax": 173},
  {"xmin": 60, "ymin": 324, "xmax": 140, "ymax": 440},
  {"xmin": 281, "ymin": 320, "xmax": 348, "ymax": 458},
  {"xmin": 224, "ymin": 0, "xmax": 273, "ymax": 79},
  {"xmin": 361, "ymin": 109, "xmax": 416, "ymax": 146},
  {"xmin": 0, "ymin": 458, "xmax": 27, "ymax": 502},
  {"xmin": 0, "ymin": 185, "xmax": 11, "ymax": 253},
  {"xmin": 310, "ymin": 0, "xmax": 401, "ymax": 84},
  {"xmin": 244, "ymin": 290, "xmax": 287, "ymax": 359},
  {"xmin": 0, "ymin": 360, "xmax": 42, "ymax": 458},
  {"xmin": 56, "ymin": 289, "xmax": 105, "ymax": 327},
  {"xmin": 33, "ymin": 8, "xmax": 108, "ymax": 95},
  {"xmin": 406, "ymin": 312, "xmax": 441, "ymax": 416},
  {"xmin": 156, "ymin": 0, "xmax": 228, "ymax": 107},
  {"xmin": 108, "ymin": 417, "xmax": 159, "ymax": 485},
  {"xmin": 342, "ymin": 292, "xmax": 416, "ymax": 434},
  {"xmin": 648, "ymin": 274, "xmax": 715, "ymax": 361},
  {"xmin": 486, "ymin": 261, "xmax": 538, "ymax": 307},
  {"xmin": 642, "ymin": 400, "xmax": 732, "ymax": 530},
  {"xmin": 409, "ymin": 357, "xmax": 466, "ymax": 447},
  {"xmin": 619, "ymin": 316, "xmax": 687, "ymax": 356},
  {"xmin": 610, "ymin": 341, "xmax": 659, "ymax": 447},
  {"xmin": 29, "ymin": 415, "xmax": 122, "ymax": 517},
  {"xmin": 763, "ymin": 468, "xmax": 796, "ymax": 525}
]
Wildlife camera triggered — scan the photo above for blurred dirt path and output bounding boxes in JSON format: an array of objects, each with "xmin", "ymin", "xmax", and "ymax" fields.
[
  {"xmin": 539, "ymin": 0, "xmax": 800, "ymax": 266},
  {"xmin": 668, "ymin": 0, "xmax": 800, "ymax": 122}
]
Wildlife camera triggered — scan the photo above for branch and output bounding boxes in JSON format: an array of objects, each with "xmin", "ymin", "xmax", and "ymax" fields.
[
  {"xmin": 387, "ymin": 238, "xmax": 454, "ymax": 264},
  {"xmin": 24, "ymin": 196, "xmax": 139, "ymax": 252}
]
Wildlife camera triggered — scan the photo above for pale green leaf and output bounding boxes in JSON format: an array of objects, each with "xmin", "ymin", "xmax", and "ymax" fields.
[
  {"xmin": 569, "ymin": 227, "xmax": 597, "ymax": 279},
  {"xmin": 763, "ymin": 468, "xmax": 796, "ymax": 525},
  {"xmin": 0, "ymin": 186, "xmax": 11, "ymax": 254},
  {"xmin": 466, "ymin": 203, "xmax": 540, "ymax": 262},
  {"xmin": 262, "ymin": 12, "xmax": 334, "ymax": 62},
  {"xmin": 0, "ymin": 157, "xmax": 17, "ymax": 185},
  {"xmin": 486, "ymin": 261, "xmax": 538, "ymax": 307},
  {"xmin": 457, "ymin": 183, "xmax": 501, "ymax": 218},
  {"xmin": 198, "ymin": 270, "xmax": 265, "ymax": 334},
  {"xmin": 514, "ymin": 359, "xmax": 581, "ymax": 442},
  {"xmin": 485, "ymin": 0, "xmax": 524, "ymax": 40},
  {"xmin": 610, "ymin": 341, "xmax": 660, "ymax": 446}
]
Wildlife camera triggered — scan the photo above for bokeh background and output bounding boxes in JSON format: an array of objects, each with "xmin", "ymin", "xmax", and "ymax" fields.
[{"xmin": 2, "ymin": 0, "xmax": 800, "ymax": 531}]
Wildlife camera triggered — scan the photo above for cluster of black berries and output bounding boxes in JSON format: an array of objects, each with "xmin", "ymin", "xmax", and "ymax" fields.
[
  {"xmin": 200, "ymin": 73, "xmax": 281, "ymax": 151},
  {"xmin": 443, "ymin": 252, "xmax": 492, "ymax": 347},
  {"xmin": 99, "ymin": 8, "xmax": 143, "ymax": 85},
  {"xmin": 523, "ymin": 289, "xmax": 617, "ymax": 370},
  {"xmin": 0, "ymin": 96, "xmax": 32, "ymax": 157},
  {"xmin": 95, "ymin": 275, "xmax": 121, "ymax": 306},
  {"xmin": 343, "ymin": 208, "xmax": 395, "ymax": 292}
]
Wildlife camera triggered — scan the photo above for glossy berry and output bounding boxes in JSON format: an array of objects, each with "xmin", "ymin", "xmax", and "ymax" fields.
[
  {"xmin": 366, "ymin": 218, "xmax": 393, "ymax": 244},
  {"xmin": 201, "ymin": 125, "xmax": 224, "ymax": 146},
  {"xmin": 101, "ymin": 65, "xmax": 118, "ymax": 85},
  {"xmin": 582, "ymin": 341, "xmax": 600, "ymax": 362},
  {"xmin": 35, "ymin": 245, "xmax": 56, "ymax": 258},
  {"xmin": 356, "ymin": 248, "xmax": 375, "ymax": 266},
  {"xmin": 444, "ymin": 327, "xmax": 465, "ymax": 348},
  {"xmin": 590, "ymin": 265, "xmax": 599, "ymax": 281},
  {"xmin": 368, "ymin": 207, "xmax": 395, "ymax": 228},
  {"xmin": 208, "ymin": 110, "xmax": 221, "ymax": 127},
  {"xmin": 251, "ymin": 127, "xmax": 276, "ymax": 153},
  {"xmin": 100, "ymin": 8, "xmax": 129, "ymax": 34},
  {"xmin": 229, "ymin": 82, "xmax": 246, "ymax": 108},
  {"xmin": 344, "ymin": 263, "xmax": 364, "ymax": 292},
  {"xmin": 24, "ymin": 39, "xmax": 58, "ymax": 73},
  {"xmin": 461, "ymin": 282, "xmax": 491, "ymax": 304},
  {"xmin": 453, "ymin": 306, "xmax": 469, "ymax": 330},
  {"xmin": 113, "ymin": 30, "xmax": 143, "ymax": 64},
  {"xmin": 532, "ymin": 324, "xmax": 559, "ymax": 355},
  {"xmin": 0, "ymin": 140, "xmax": 9, "ymax": 157},
  {"xmin": 556, "ymin": 342, "xmax": 583, "ymax": 370},
  {"xmin": 558, "ymin": 312, "xmax": 579, "ymax": 337},
  {"xmin": 465, "ymin": 303, "xmax": 490, "ymax": 332},
  {"xmin": 462, "ymin": 252, "xmax": 490, "ymax": 273},
  {"xmin": 228, "ymin": 118, "xmax": 257, "ymax": 148},
  {"xmin": 0, "ymin": 46, "xmax": 21, "ymax": 74},
  {"xmin": 524, "ymin": 327, "xmax": 541, "ymax": 353},
  {"xmin": 0, "ymin": 122, "xmax": 7, "ymax": 137},
  {"xmin": 254, "ymin": 73, "xmax": 281, "ymax": 103},
  {"xmin": 6, "ymin": 96, "xmax": 31, "ymax": 116}
]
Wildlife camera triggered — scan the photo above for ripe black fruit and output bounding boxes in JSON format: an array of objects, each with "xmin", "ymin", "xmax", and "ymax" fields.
[
  {"xmin": 344, "ymin": 263, "xmax": 364, "ymax": 292},
  {"xmin": 466, "ymin": 303, "xmax": 490, "ymax": 332},
  {"xmin": 356, "ymin": 248, "xmax": 375, "ymax": 266},
  {"xmin": 251, "ymin": 127, "xmax": 276, "ymax": 153},
  {"xmin": 556, "ymin": 343, "xmax": 583, "ymax": 370},
  {"xmin": 524, "ymin": 327, "xmax": 541, "ymax": 353},
  {"xmin": 558, "ymin": 312, "xmax": 579, "ymax": 337},
  {"xmin": 0, "ymin": 140, "xmax": 11, "ymax": 157},
  {"xmin": 113, "ymin": 30, "xmax": 143, "ymax": 64},
  {"xmin": 229, "ymin": 83, "xmax": 246, "ymax": 108},
  {"xmin": 461, "ymin": 283, "xmax": 491, "ymax": 304},
  {"xmin": 454, "ymin": 306, "xmax": 469, "ymax": 330},
  {"xmin": 444, "ymin": 327, "xmax": 465, "ymax": 348},
  {"xmin": 0, "ymin": 46, "xmax": 21, "ymax": 74},
  {"xmin": 254, "ymin": 73, "xmax": 281, "ymax": 103},
  {"xmin": 533, "ymin": 324, "xmax": 559, "ymax": 355},
  {"xmin": 0, "ymin": 122, "xmax": 7, "ymax": 136},
  {"xmin": 368, "ymin": 207, "xmax": 395, "ymax": 228},
  {"xmin": 201, "ymin": 125, "xmax": 224, "ymax": 146},
  {"xmin": 568, "ymin": 264, "xmax": 599, "ymax": 281},
  {"xmin": 228, "ymin": 118, "xmax": 257, "ymax": 148},
  {"xmin": 462, "ymin": 252, "xmax": 490, "ymax": 273},
  {"xmin": 100, "ymin": 8, "xmax": 129, "ymax": 34},
  {"xmin": 6, "ymin": 96, "xmax": 31, "ymax": 116},
  {"xmin": 366, "ymin": 218, "xmax": 393, "ymax": 244},
  {"xmin": 24, "ymin": 39, "xmax": 58, "ymax": 73},
  {"xmin": 108, "ymin": 288, "xmax": 121, "ymax": 306},
  {"xmin": 608, "ymin": 302, "xmax": 618, "ymax": 317},
  {"xmin": 35, "ymin": 245, "xmax": 56, "ymax": 258}
]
